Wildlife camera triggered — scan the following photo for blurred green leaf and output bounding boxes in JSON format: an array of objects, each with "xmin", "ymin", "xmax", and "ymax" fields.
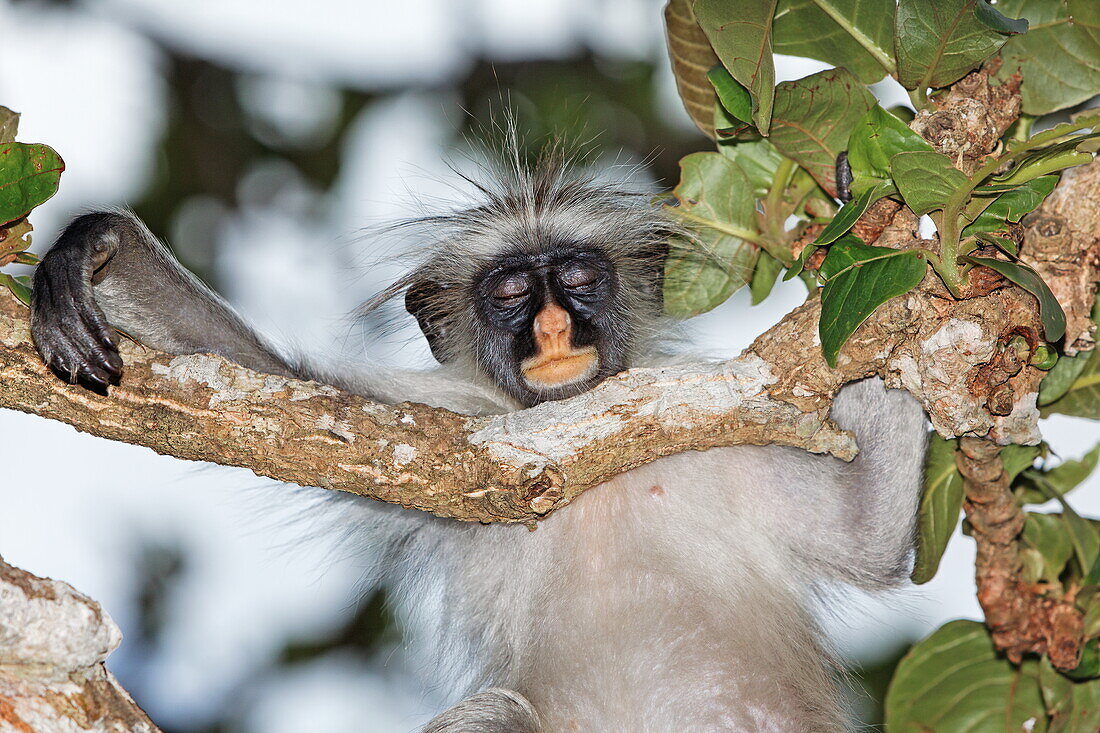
[
  {"xmin": 663, "ymin": 152, "xmax": 759, "ymax": 317},
  {"xmin": 896, "ymin": 0, "xmax": 1026, "ymax": 91},
  {"xmin": 1022, "ymin": 512, "xmax": 1075, "ymax": 584},
  {"xmin": 0, "ymin": 143, "xmax": 64, "ymax": 226},
  {"xmin": 772, "ymin": 0, "xmax": 896, "ymax": 84},
  {"xmin": 750, "ymin": 250, "xmax": 784, "ymax": 305},
  {"xmin": 0, "ymin": 273, "xmax": 31, "ymax": 306},
  {"xmin": 695, "ymin": 0, "xmax": 777, "ymax": 134},
  {"xmin": 769, "ymin": 68, "xmax": 877, "ymax": 195},
  {"xmin": 996, "ymin": 0, "xmax": 1100, "ymax": 115},
  {"xmin": 890, "ymin": 150, "xmax": 968, "ymax": 215},
  {"xmin": 819, "ymin": 235, "xmax": 927, "ymax": 367},
  {"xmin": 912, "ymin": 433, "xmax": 965, "ymax": 584},
  {"xmin": 718, "ymin": 139, "xmax": 785, "ymax": 196},
  {"xmin": 886, "ymin": 620, "xmax": 1047, "ymax": 731},
  {"xmin": 1039, "ymin": 654, "xmax": 1100, "ymax": 726},
  {"xmin": 964, "ymin": 257, "xmax": 1066, "ymax": 342},
  {"xmin": 847, "ymin": 106, "xmax": 934, "ymax": 195},
  {"xmin": 964, "ymin": 176, "xmax": 1059, "ymax": 238}
]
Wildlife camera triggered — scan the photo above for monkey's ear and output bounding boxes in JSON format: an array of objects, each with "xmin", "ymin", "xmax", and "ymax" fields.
[{"xmin": 405, "ymin": 279, "xmax": 451, "ymax": 363}]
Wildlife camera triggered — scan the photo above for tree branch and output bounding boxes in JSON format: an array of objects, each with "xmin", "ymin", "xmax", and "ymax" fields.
[{"xmin": 0, "ymin": 556, "xmax": 161, "ymax": 732}]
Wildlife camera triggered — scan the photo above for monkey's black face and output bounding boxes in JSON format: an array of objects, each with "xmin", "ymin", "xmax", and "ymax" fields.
[{"xmin": 473, "ymin": 246, "xmax": 630, "ymax": 406}]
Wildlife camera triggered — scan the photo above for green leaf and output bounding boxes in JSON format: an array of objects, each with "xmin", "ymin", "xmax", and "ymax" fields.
[
  {"xmin": 708, "ymin": 66, "xmax": 753, "ymax": 125},
  {"xmin": 964, "ymin": 256, "xmax": 1067, "ymax": 342},
  {"xmin": 1003, "ymin": 443, "xmax": 1042, "ymax": 481},
  {"xmin": 1039, "ymin": 652, "xmax": 1100, "ymax": 726},
  {"xmin": 772, "ymin": 0, "xmax": 897, "ymax": 84},
  {"xmin": 818, "ymin": 236, "xmax": 928, "ymax": 367},
  {"xmin": 912, "ymin": 434, "xmax": 965, "ymax": 584},
  {"xmin": 973, "ymin": 231, "xmax": 1019, "ymax": 256},
  {"xmin": 662, "ymin": 152, "xmax": 759, "ymax": 317},
  {"xmin": 1040, "ymin": 352, "xmax": 1094, "ymax": 407},
  {"xmin": 814, "ymin": 180, "xmax": 896, "ymax": 248},
  {"xmin": 750, "ymin": 250, "xmax": 784, "ymax": 305},
  {"xmin": 695, "ymin": 0, "xmax": 778, "ymax": 134},
  {"xmin": 768, "ymin": 68, "xmax": 877, "ymax": 196},
  {"xmin": 0, "ymin": 143, "xmax": 64, "ymax": 226},
  {"xmin": 963, "ymin": 175, "xmax": 1059, "ymax": 238},
  {"xmin": 0, "ymin": 273, "xmax": 31, "ymax": 306},
  {"xmin": 890, "ymin": 150, "xmax": 969, "ymax": 215},
  {"xmin": 896, "ymin": 0, "xmax": 1026, "ymax": 92},
  {"xmin": 1037, "ymin": 445, "xmax": 1100, "ymax": 497},
  {"xmin": 717, "ymin": 139, "xmax": 785, "ymax": 197},
  {"xmin": 1022, "ymin": 512, "xmax": 1075, "ymax": 584},
  {"xmin": 886, "ymin": 620, "xmax": 1047, "ymax": 731},
  {"xmin": 847, "ymin": 105, "xmax": 934, "ymax": 194},
  {"xmin": 996, "ymin": 0, "xmax": 1100, "ymax": 115}
]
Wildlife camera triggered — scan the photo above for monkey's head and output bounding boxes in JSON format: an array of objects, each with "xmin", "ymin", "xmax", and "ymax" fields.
[{"xmin": 394, "ymin": 150, "xmax": 671, "ymax": 407}]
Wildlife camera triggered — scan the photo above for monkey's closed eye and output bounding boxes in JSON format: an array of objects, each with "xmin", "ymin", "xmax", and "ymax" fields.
[
  {"xmin": 491, "ymin": 274, "xmax": 532, "ymax": 302},
  {"xmin": 559, "ymin": 264, "xmax": 599, "ymax": 289}
]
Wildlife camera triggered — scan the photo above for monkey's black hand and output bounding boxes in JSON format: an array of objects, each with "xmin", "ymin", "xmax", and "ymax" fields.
[{"xmin": 31, "ymin": 227, "xmax": 124, "ymax": 391}]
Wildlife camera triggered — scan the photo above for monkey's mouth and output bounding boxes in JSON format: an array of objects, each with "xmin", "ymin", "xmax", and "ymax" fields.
[{"xmin": 520, "ymin": 346, "xmax": 599, "ymax": 389}]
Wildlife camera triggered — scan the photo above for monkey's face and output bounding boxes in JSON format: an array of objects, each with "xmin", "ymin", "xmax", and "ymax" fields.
[{"xmin": 473, "ymin": 247, "xmax": 630, "ymax": 406}]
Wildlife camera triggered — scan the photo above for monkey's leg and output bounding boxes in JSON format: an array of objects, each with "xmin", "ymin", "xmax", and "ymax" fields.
[
  {"xmin": 420, "ymin": 688, "xmax": 541, "ymax": 733},
  {"xmin": 32, "ymin": 211, "xmax": 292, "ymax": 389}
]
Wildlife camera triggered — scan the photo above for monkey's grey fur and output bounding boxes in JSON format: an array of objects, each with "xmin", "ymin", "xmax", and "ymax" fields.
[{"xmin": 31, "ymin": 150, "xmax": 927, "ymax": 732}]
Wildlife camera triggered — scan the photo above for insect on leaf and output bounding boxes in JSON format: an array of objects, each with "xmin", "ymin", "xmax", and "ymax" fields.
[{"xmin": 768, "ymin": 68, "xmax": 876, "ymax": 195}]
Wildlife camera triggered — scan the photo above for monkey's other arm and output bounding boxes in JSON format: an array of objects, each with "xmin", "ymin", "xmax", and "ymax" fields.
[{"xmin": 31, "ymin": 211, "xmax": 294, "ymax": 388}]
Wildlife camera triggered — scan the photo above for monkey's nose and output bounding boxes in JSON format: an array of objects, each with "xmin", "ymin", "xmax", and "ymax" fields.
[{"xmin": 534, "ymin": 300, "xmax": 571, "ymax": 337}]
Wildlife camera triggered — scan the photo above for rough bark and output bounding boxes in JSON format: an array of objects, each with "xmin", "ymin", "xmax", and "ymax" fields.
[
  {"xmin": 0, "ymin": 556, "xmax": 160, "ymax": 732},
  {"xmin": 958, "ymin": 438, "xmax": 1085, "ymax": 669}
]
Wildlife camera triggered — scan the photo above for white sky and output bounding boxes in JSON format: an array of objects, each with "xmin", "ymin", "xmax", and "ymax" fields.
[{"xmin": 0, "ymin": 0, "xmax": 1097, "ymax": 730}]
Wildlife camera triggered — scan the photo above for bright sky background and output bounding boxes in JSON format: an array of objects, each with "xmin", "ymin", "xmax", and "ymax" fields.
[{"xmin": 0, "ymin": 1, "xmax": 1097, "ymax": 731}]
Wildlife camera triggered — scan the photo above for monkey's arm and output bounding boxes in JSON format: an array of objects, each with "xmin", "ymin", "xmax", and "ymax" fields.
[
  {"xmin": 32, "ymin": 211, "xmax": 293, "ymax": 388},
  {"xmin": 755, "ymin": 378, "xmax": 927, "ymax": 589}
]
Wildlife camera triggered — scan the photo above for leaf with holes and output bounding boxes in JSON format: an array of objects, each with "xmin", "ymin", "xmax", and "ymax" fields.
[
  {"xmin": 964, "ymin": 256, "xmax": 1066, "ymax": 342},
  {"xmin": 768, "ymin": 68, "xmax": 876, "ymax": 195},
  {"xmin": 694, "ymin": 0, "xmax": 778, "ymax": 134},
  {"xmin": 912, "ymin": 434, "xmax": 965, "ymax": 584},
  {"xmin": 663, "ymin": 152, "xmax": 759, "ymax": 317},
  {"xmin": 818, "ymin": 236, "xmax": 927, "ymax": 367},
  {"xmin": 885, "ymin": 620, "xmax": 1046, "ymax": 731},
  {"xmin": 0, "ymin": 143, "xmax": 64, "ymax": 226},
  {"xmin": 890, "ymin": 150, "xmax": 968, "ymax": 215},
  {"xmin": 771, "ymin": 0, "xmax": 896, "ymax": 84},
  {"xmin": 896, "ymin": 0, "xmax": 1026, "ymax": 91}
]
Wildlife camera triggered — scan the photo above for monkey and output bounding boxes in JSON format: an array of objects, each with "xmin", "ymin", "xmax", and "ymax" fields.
[{"xmin": 29, "ymin": 149, "xmax": 927, "ymax": 732}]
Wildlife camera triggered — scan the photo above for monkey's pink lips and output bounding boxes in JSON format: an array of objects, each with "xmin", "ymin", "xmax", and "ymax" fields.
[{"xmin": 520, "ymin": 346, "xmax": 598, "ymax": 389}]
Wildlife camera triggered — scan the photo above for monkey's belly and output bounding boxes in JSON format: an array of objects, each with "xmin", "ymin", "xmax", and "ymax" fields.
[{"xmin": 445, "ymin": 448, "xmax": 844, "ymax": 732}]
